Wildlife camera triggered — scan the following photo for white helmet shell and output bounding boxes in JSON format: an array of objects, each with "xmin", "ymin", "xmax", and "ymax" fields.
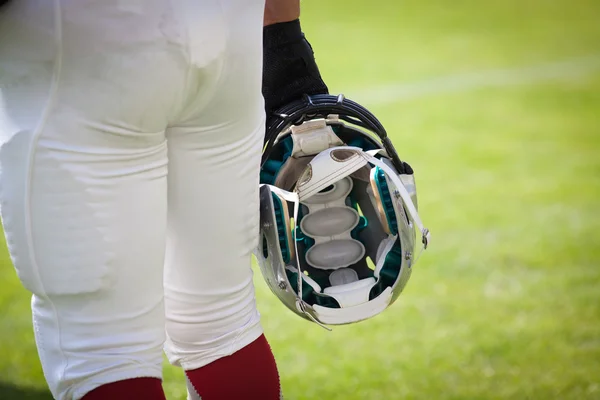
[{"xmin": 257, "ymin": 94, "xmax": 430, "ymax": 327}]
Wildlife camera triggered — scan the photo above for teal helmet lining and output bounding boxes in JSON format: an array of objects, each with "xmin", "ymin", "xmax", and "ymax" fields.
[
  {"xmin": 260, "ymin": 136, "xmax": 294, "ymax": 185},
  {"xmin": 372, "ymin": 166, "xmax": 399, "ymax": 236},
  {"xmin": 285, "ymin": 269, "xmax": 341, "ymax": 309},
  {"xmin": 271, "ymin": 194, "xmax": 292, "ymax": 264},
  {"xmin": 368, "ymin": 238, "xmax": 402, "ymax": 300}
]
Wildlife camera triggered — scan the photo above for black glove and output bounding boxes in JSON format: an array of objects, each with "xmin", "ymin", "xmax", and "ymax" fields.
[{"xmin": 262, "ymin": 19, "xmax": 328, "ymax": 120}]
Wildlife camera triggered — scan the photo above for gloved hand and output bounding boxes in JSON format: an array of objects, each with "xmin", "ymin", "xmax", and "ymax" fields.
[{"xmin": 262, "ymin": 19, "xmax": 328, "ymax": 121}]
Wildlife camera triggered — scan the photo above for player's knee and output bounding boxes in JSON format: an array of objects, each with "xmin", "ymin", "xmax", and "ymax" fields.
[
  {"xmin": 32, "ymin": 293, "xmax": 166, "ymax": 400},
  {"xmin": 164, "ymin": 281, "xmax": 263, "ymax": 370}
]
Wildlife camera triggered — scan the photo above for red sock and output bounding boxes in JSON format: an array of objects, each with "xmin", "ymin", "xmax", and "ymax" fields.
[
  {"xmin": 81, "ymin": 377, "xmax": 166, "ymax": 400},
  {"xmin": 186, "ymin": 334, "xmax": 281, "ymax": 400}
]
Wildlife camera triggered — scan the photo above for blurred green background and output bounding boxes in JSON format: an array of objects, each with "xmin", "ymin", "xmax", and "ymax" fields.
[{"xmin": 1, "ymin": 0, "xmax": 599, "ymax": 399}]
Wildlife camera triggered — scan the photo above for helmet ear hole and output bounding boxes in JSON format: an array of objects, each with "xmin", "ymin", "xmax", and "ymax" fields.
[{"xmin": 261, "ymin": 234, "xmax": 269, "ymax": 259}]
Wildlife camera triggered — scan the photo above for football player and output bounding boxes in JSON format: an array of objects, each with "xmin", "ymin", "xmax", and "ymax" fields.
[{"xmin": 0, "ymin": 0, "xmax": 327, "ymax": 399}]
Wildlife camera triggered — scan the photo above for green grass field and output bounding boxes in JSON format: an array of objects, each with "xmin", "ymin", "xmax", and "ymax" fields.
[{"xmin": 2, "ymin": 0, "xmax": 600, "ymax": 398}]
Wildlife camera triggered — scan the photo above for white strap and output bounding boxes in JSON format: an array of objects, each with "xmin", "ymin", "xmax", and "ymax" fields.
[
  {"xmin": 363, "ymin": 150, "xmax": 431, "ymax": 249},
  {"xmin": 290, "ymin": 120, "xmax": 345, "ymax": 157},
  {"xmin": 266, "ymin": 185, "xmax": 332, "ymax": 330},
  {"xmin": 265, "ymin": 186, "xmax": 302, "ymax": 278},
  {"xmin": 263, "ymin": 187, "xmax": 309, "ymax": 308}
]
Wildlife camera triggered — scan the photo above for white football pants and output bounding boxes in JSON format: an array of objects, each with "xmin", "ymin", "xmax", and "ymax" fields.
[{"xmin": 0, "ymin": 0, "xmax": 266, "ymax": 399}]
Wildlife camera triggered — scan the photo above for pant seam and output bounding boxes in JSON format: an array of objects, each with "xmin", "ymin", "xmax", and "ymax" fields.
[{"xmin": 25, "ymin": 0, "xmax": 66, "ymax": 391}]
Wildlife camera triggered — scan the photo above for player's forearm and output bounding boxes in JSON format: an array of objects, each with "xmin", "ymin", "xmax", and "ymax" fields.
[{"xmin": 264, "ymin": 0, "xmax": 300, "ymax": 26}]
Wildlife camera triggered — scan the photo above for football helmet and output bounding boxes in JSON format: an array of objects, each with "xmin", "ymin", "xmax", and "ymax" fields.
[{"xmin": 256, "ymin": 94, "xmax": 430, "ymax": 327}]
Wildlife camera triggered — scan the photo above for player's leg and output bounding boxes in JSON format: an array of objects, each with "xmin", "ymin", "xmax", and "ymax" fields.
[
  {"xmin": 164, "ymin": 122, "xmax": 279, "ymax": 400},
  {"xmin": 163, "ymin": 0, "xmax": 280, "ymax": 399},
  {"xmin": 0, "ymin": 2, "xmax": 186, "ymax": 398}
]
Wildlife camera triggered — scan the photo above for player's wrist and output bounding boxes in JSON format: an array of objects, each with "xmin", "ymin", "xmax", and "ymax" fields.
[
  {"xmin": 263, "ymin": 18, "xmax": 304, "ymax": 48},
  {"xmin": 262, "ymin": 19, "xmax": 329, "ymax": 120}
]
